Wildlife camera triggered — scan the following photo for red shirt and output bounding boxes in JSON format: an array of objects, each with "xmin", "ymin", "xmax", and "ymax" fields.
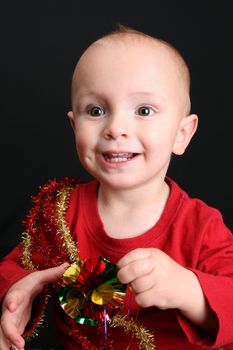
[{"xmin": 1, "ymin": 177, "xmax": 233, "ymax": 349}]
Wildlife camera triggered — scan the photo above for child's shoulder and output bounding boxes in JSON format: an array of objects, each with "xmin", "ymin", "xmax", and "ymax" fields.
[{"xmin": 167, "ymin": 177, "xmax": 224, "ymax": 225}]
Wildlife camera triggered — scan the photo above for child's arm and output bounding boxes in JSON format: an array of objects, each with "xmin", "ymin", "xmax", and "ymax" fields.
[
  {"xmin": 0, "ymin": 263, "xmax": 68, "ymax": 350},
  {"xmin": 117, "ymin": 248, "xmax": 218, "ymax": 336}
]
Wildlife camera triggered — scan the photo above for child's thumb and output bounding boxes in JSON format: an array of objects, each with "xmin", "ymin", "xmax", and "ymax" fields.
[{"xmin": 39, "ymin": 262, "xmax": 69, "ymax": 284}]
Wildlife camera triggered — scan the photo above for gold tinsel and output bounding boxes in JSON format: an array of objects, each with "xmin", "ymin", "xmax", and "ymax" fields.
[
  {"xmin": 111, "ymin": 314, "xmax": 155, "ymax": 350},
  {"xmin": 21, "ymin": 231, "xmax": 37, "ymax": 270},
  {"xmin": 20, "ymin": 183, "xmax": 156, "ymax": 349},
  {"xmin": 56, "ymin": 187, "xmax": 79, "ymax": 263}
]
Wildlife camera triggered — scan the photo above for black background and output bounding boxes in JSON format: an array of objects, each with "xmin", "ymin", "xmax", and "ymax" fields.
[{"xmin": 0, "ymin": 1, "xmax": 232, "ymax": 348}]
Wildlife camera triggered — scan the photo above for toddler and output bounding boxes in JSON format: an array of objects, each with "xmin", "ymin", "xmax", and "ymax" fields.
[{"xmin": 0, "ymin": 26, "xmax": 233, "ymax": 350}]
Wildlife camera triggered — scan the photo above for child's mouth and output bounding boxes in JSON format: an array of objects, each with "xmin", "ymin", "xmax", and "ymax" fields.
[{"xmin": 103, "ymin": 152, "xmax": 138, "ymax": 163}]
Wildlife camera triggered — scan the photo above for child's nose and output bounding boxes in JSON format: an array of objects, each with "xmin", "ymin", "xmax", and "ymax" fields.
[{"xmin": 103, "ymin": 115, "xmax": 129, "ymax": 140}]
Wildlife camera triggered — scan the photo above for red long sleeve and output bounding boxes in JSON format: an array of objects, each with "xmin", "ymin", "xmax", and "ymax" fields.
[
  {"xmin": 1, "ymin": 177, "xmax": 233, "ymax": 349},
  {"xmin": 0, "ymin": 246, "xmax": 32, "ymax": 303}
]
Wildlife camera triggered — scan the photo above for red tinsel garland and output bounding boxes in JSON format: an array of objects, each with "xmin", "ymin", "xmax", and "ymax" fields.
[
  {"xmin": 21, "ymin": 178, "xmax": 155, "ymax": 350},
  {"xmin": 22, "ymin": 178, "xmax": 81, "ymax": 269}
]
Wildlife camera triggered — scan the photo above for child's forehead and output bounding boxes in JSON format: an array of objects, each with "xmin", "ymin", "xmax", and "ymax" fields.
[
  {"xmin": 72, "ymin": 33, "xmax": 191, "ymax": 114},
  {"xmin": 74, "ymin": 33, "xmax": 189, "ymax": 89},
  {"xmin": 79, "ymin": 35, "xmax": 174, "ymax": 68}
]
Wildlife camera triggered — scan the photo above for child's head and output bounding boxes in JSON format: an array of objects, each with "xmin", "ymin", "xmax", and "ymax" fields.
[{"xmin": 68, "ymin": 26, "xmax": 198, "ymax": 190}]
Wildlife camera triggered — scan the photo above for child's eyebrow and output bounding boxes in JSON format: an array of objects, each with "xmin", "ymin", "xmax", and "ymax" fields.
[
  {"xmin": 76, "ymin": 90, "xmax": 105, "ymax": 98},
  {"xmin": 128, "ymin": 91, "xmax": 166, "ymax": 102}
]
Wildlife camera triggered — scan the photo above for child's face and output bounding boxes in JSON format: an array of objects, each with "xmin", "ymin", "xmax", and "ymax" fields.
[{"xmin": 69, "ymin": 37, "xmax": 197, "ymax": 190}]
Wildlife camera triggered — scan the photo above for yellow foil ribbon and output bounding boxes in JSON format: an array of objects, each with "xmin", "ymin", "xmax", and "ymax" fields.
[
  {"xmin": 63, "ymin": 261, "xmax": 82, "ymax": 285},
  {"xmin": 91, "ymin": 284, "xmax": 114, "ymax": 305}
]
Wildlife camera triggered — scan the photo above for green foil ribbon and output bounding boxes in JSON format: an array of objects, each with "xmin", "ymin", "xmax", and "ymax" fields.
[{"xmin": 58, "ymin": 257, "xmax": 126, "ymax": 326}]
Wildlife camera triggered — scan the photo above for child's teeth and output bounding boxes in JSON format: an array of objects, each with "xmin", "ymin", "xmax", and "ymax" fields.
[
  {"xmin": 107, "ymin": 157, "xmax": 128, "ymax": 162},
  {"xmin": 104, "ymin": 152, "xmax": 134, "ymax": 162}
]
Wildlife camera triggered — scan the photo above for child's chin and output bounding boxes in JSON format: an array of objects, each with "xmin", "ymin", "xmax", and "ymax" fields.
[{"xmin": 99, "ymin": 176, "xmax": 139, "ymax": 190}]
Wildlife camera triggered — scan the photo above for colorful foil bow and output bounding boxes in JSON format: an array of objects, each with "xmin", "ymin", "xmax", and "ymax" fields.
[{"xmin": 58, "ymin": 256, "xmax": 126, "ymax": 326}]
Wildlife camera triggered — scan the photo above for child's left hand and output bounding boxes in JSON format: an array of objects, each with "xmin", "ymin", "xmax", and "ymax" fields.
[
  {"xmin": 117, "ymin": 248, "xmax": 198, "ymax": 311},
  {"xmin": 117, "ymin": 248, "xmax": 218, "ymax": 335}
]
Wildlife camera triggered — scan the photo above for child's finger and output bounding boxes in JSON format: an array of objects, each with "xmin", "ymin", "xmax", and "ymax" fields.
[
  {"xmin": 37, "ymin": 262, "xmax": 69, "ymax": 284},
  {"xmin": 0, "ymin": 325, "xmax": 10, "ymax": 350},
  {"xmin": 117, "ymin": 248, "xmax": 156, "ymax": 268},
  {"xmin": 117, "ymin": 256, "xmax": 154, "ymax": 284},
  {"xmin": 0, "ymin": 312, "xmax": 25, "ymax": 349},
  {"xmin": 130, "ymin": 273, "xmax": 155, "ymax": 294},
  {"xmin": 10, "ymin": 345, "xmax": 21, "ymax": 350},
  {"xmin": 134, "ymin": 288, "xmax": 158, "ymax": 309}
]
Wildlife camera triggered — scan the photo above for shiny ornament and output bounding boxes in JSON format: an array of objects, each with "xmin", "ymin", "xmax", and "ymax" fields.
[{"xmin": 58, "ymin": 257, "xmax": 126, "ymax": 326}]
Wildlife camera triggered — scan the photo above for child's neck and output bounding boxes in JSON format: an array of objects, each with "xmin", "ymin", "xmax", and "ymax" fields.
[{"xmin": 97, "ymin": 179, "xmax": 170, "ymax": 239}]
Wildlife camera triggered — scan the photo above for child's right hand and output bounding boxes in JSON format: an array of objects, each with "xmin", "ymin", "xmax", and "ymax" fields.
[{"xmin": 0, "ymin": 263, "xmax": 68, "ymax": 350}]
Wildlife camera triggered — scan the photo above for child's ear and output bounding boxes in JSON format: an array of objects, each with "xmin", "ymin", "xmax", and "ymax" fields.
[
  {"xmin": 173, "ymin": 114, "xmax": 198, "ymax": 155},
  {"xmin": 67, "ymin": 111, "xmax": 75, "ymax": 131}
]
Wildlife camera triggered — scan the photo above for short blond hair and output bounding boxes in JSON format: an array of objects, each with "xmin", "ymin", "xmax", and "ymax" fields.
[{"xmin": 99, "ymin": 24, "xmax": 191, "ymax": 92}]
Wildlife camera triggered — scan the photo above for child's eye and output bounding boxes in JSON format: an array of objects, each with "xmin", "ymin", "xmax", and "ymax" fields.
[
  {"xmin": 88, "ymin": 106, "xmax": 105, "ymax": 117},
  {"xmin": 136, "ymin": 106, "xmax": 154, "ymax": 116}
]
